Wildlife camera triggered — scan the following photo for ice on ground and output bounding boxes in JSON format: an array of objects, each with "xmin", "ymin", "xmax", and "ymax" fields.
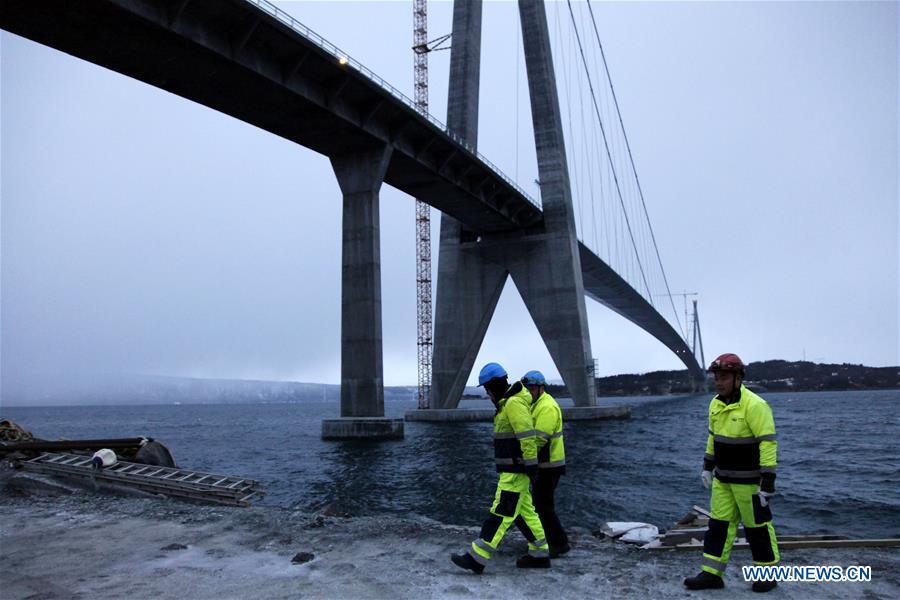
[{"xmin": 1, "ymin": 486, "xmax": 897, "ymax": 599}]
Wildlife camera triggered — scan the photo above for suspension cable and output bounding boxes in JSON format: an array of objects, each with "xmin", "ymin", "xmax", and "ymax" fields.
[
  {"xmin": 564, "ymin": 0, "xmax": 653, "ymax": 302},
  {"xmin": 585, "ymin": 0, "xmax": 682, "ymax": 332}
]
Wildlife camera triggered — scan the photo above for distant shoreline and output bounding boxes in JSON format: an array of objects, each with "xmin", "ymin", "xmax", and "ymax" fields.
[
  {"xmin": 2, "ymin": 360, "xmax": 896, "ymax": 407},
  {"xmin": 560, "ymin": 359, "xmax": 899, "ymax": 398},
  {"xmin": 2, "ymin": 388, "xmax": 898, "ymax": 409}
]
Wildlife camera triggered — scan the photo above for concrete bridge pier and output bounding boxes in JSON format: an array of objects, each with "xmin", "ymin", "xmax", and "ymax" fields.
[
  {"xmin": 427, "ymin": 0, "xmax": 597, "ymax": 411},
  {"xmin": 429, "ymin": 0, "xmax": 500, "ymax": 411},
  {"xmin": 321, "ymin": 144, "xmax": 403, "ymax": 440},
  {"xmin": 511, "ymin": 0, "xmax": 597, "ymax": 407}
]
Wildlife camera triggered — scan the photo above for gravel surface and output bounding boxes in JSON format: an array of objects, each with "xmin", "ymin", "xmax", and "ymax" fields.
[{"xmin": 2, "ymin": 473, "xmax": 897, "ymax": 599}]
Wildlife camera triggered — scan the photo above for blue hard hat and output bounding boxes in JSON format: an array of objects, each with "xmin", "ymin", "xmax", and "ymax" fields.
[
  {"xmin": 478, "ymin": 362, "xmax": 508, "ymax": 386},
  {"xmin": 522, "ymin": 370, "xmax": 546, "ymax": 386}
]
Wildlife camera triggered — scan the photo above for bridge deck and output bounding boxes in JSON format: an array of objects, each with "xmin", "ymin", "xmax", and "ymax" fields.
[
  {"xmin": 1, "ymin": 0, "xmax": 703, "ymax": 378},
  {"xmin": 1, "ymin": 0, "xmax": 541, "ymax": 233},
  {"xmin": 579, "ymin": 243, "xmax": 700, "ymax": 375}
]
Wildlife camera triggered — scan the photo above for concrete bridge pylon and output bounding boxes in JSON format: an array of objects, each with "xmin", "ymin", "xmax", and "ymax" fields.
[{"xmin": 430, "ymin": 0, "xmax": 597, "ymax": 410}]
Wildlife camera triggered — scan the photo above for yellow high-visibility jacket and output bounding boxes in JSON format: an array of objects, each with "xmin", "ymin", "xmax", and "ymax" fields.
[
  {"xmin": 493, "ymin": 382, "xmax": 539, "ymax": 473},
  {"xmin": 532, "ymin": 391, "xmax": 566, "ymax": 474},
  {"xmin": 704, "ymin": 385, "xmax": 777, "ymax": 485}
]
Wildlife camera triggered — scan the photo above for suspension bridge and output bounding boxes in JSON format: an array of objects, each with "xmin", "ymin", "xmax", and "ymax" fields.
[{"xmin": 1, "ymin": 0, "xmax": 707, "ymax": 440}]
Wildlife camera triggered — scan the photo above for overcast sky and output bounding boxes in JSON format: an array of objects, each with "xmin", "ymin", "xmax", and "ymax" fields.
[{"xmin": 2, "ymin": 1, "xmax": 897, "ymax": 398}]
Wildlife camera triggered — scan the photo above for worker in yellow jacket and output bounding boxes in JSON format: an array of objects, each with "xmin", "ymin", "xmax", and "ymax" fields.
[
  {"xmin": 451, "ymin": 362, "xmax": 551, "ymax": 573},
  {"xmin": 684, "ymin": 353, "xmax": 779, "ymax": 593},
  {"xmin": 519, "ymin": 370, "xmax": 569, "ymax": 557}
]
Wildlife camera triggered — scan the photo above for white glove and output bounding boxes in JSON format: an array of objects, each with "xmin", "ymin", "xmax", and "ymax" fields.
[
  {"xmin": 758, "ymin": 490, "xmax": 775, "ymax": 507},
  {"xmin": 701, "ymin": 470, "xmax": 713, "ymax": 490}
]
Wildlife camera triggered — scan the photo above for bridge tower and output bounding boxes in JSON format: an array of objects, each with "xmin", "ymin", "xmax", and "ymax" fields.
[
  {"xmin": 431, "ymin": 0, "xmax": 597, "ymax": 409},
  {"xmin": 691, "ymin": 299, "xmax": 709, "ymax": 392}
]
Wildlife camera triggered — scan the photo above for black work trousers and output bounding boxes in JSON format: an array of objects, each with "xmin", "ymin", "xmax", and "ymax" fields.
[{"xmin": 531, "ymin": 471, "xmax": 568, "ymax": 549}]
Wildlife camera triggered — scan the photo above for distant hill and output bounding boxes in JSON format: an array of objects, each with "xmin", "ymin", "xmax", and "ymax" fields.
[
  {"xmin": 545, "ymin": 360, "xmax": 899, "ymax": 398},
  {"xmin": 1, "ymin": 374, "xmax": 492, "ymax": 407},
  {"xmin": 1, "ymin": 374, "xmax": 414, "ymax": 407},
  {"xmin": 4, "ymin": 361, "xmax": 896, "ymax": 406}
]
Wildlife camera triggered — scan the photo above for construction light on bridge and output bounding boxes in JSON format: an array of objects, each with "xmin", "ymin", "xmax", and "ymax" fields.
[{"xmin": 338, "ymin": 56, "xmax": 349, "ymax": 65}]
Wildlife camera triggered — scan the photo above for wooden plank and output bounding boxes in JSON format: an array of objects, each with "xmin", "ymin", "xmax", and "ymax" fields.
[
  {"xmin": 659, "ymin": 531, "xmax": 850, "ymax": 543},
  {"xmin": 691, "ymin": 505, "xmax": 712, "ymax": 518},
  {"xmin": 775, "ymin": 539, "xmax": 899, "ymax": 549},
  {"xmin": 649, "ymin": 538, "xmax": 900, "ymax": 551}
]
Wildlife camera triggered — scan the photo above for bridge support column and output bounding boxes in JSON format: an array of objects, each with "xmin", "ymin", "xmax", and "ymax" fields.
[
  {"xmin": 512, "ymin": 0, "xmax": 596, "ymax": 406},
  {"xmin": 430, "ymin": 0, "xmax": 596, "ymax": 409},
  {"xmin": 431, "ymin": 0, "xmax": 506, "ymax": 410},
  {"xmin": 322, "ymin": 144, "xmax": 403, "ymax": 440},
  {"xmin": 431, "ymin": 225, "xmax": 507, "ymax": 409},
  {"xmin": 507, "ymin": 237, "xmax": 596, "ymax": 406}
]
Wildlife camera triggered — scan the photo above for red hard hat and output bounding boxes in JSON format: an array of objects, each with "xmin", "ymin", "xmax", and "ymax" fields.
[{"xmin": 708, "ymin": 353, "xmax": 745, "ymax": 374}]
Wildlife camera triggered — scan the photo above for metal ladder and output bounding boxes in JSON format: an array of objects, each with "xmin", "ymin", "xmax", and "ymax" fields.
[{"xmin": 22, "ymin": 452, "xmax": 266, "ymax": 507}]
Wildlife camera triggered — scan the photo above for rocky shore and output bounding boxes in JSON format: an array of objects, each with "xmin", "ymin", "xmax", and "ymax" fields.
[{"xmin": 1, "ymin": 475, "xmax": 897, "ymax": 599}]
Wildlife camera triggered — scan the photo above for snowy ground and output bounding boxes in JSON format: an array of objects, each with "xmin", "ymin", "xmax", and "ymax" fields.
[{"xmin": 1, "ymin": 474, "xmax": 897, "ymax": 599}]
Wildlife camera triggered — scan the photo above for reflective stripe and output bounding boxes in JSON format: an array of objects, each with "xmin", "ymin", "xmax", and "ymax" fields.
[
  {"xmin": 550, "ymin": 431, "xmax": 563, "ymax": 439},
  {"xmin": 528, "ymin": 548, "xmax": 549, "ymax": 558},
  {"xmin": 523, "ymin": 458, "xmax": 538, "ymax": 466},
  {"xmin": 495, "ymin": 458, "xmax": 515, "ymax": 465},
  {"xmin": 494, "ymin": 432, "xmax": 516, "ymax": 439},
  {"xmin": 515, "ymin": 429, "xmax": 538, "ymax": 439},
  {"xmin": 757, "ymin": 434, "xmax": 777, "ymax": 442},
  {"xmin": 533, "ymin": 430, "xmax": 551, "ymax": 440},
  {"xmin": 759, "ymin": 466, "xmax": 776, "ymax": 474},
  {"xmin": 704, "ymin": 453, "xmax": 715, "ymax": 461},
  {"xmin": 531, "ymin": 539, "xmax": 547, "ymax": 548},
  {"xmin": 468, "ymin": 549, "xmax": 489, "ymax": 565},
  {"xmin": 702, "ymin": 555, "xmax": 727, "ymax": 571},
  {"xmin": 538, "ymin": 459, "xmax": 566, "ymax": 469},
  {"xmin": 716, "ymin": 468, "xmax": 760, "ymax": 478},
  {"xmin": 474, "ymin": 538, "xmax": 493, "ymax": 553}
]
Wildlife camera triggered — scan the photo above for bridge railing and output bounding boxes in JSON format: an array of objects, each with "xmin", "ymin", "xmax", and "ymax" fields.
[{"xmin": 243, "ymin": 0, "xmax": 541, "ymax": 210}]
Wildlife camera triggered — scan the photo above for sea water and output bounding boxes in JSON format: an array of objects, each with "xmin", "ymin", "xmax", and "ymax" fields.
[{"xmin": 4, "ymin": 389, "xmax": 898, "ymax": 538}]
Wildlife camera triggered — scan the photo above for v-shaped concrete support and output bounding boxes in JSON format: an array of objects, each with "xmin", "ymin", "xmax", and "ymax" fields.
[
  {"xmin": 431, "ymin": 0, "xmax": 596, "ymax": 409},
  {"xmin": 507, "ymin": 233, "xmax": 595, "ymax": 407},
  {"xmin": 431, "ymin": 219, "xmax": 508, "ymax": 409},
  {"xmin": 431, "ymin": 0, "xmax": 504, "ymax": 410}
]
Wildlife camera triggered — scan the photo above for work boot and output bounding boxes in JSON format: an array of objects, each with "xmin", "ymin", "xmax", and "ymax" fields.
[
  {"xmin": 451, "ymin": 552, "xmax": 484, "ymax": 574},
  {"xmin": 516, "ymin": 554, "xmax": 551, "ymax": 568},
  {"xmin": 549, "ymin": 542, "xmax": 571, "ymax": 558},
  {"xmin": 752, "ymin": 580, "xmax": 777, "ymax": 593},
  {"xmin": 684, "ymin": 571, "xmax": 725, "ymax": 589}
]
